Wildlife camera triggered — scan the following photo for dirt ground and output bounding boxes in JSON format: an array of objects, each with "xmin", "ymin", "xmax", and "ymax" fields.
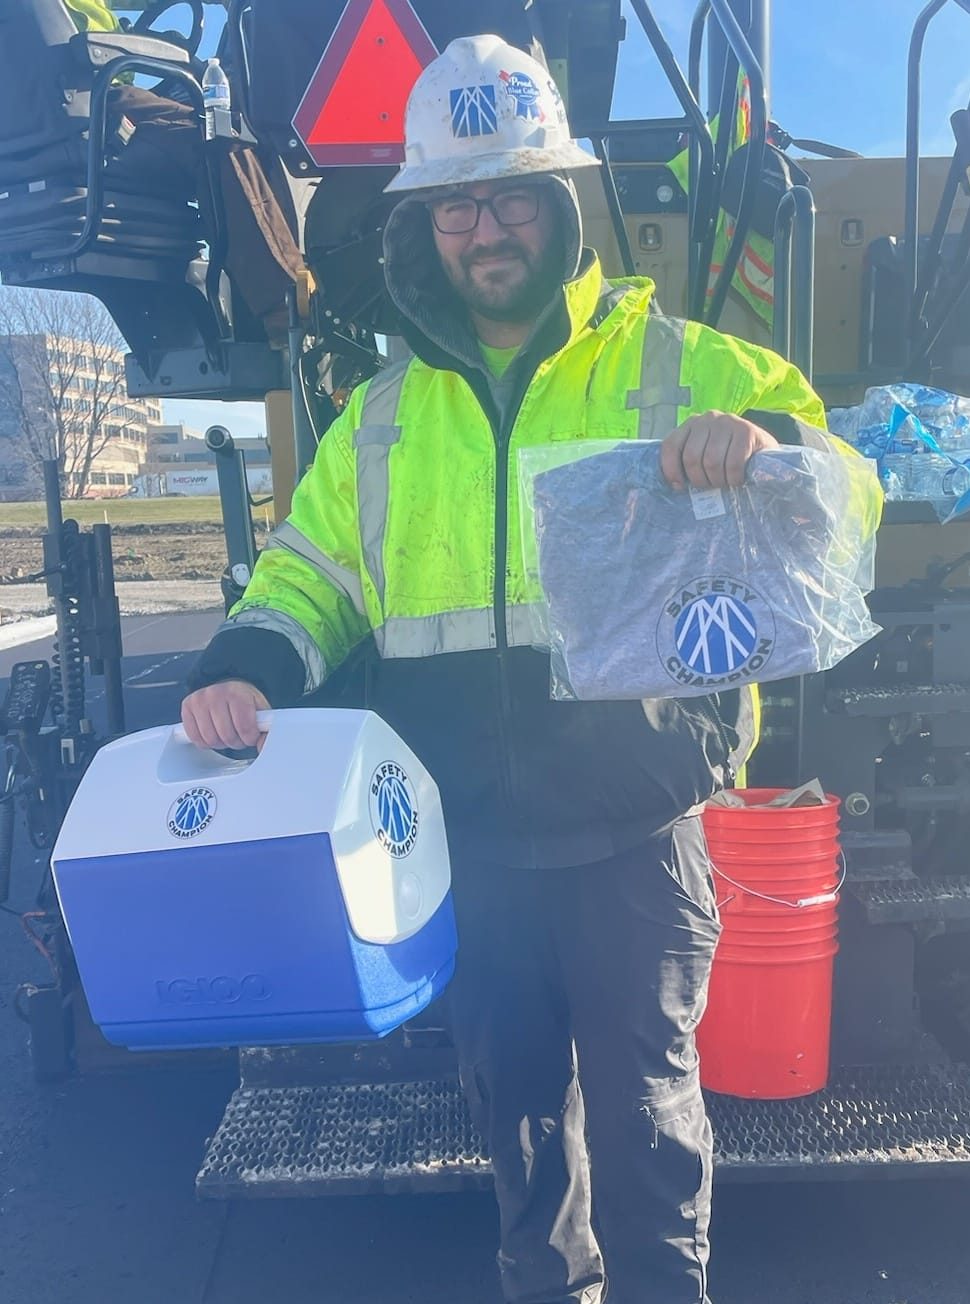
[{"xmin": 0, "ymin": 520, "xmax": 272, "ymax": 589}]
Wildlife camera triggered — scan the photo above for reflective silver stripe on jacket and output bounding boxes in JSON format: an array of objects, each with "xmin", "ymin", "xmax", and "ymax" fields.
[
  {"xmin": 374, "ymin": 608, "xmax": 495, "ymax": 658},
  {"xmin": 626, "ymin": 309, "xmax": 692, "ymax": 439},
  {"xmin": 507, "ymin": 602, "xmax": 546, "ymax": 649},
  {"xmin": 220, "ymin": 608, "xmax": 326, "ymax": 693},
  {"xmin": 265, "ymin": 520, "xmax": 366, "ymax": 616},
  {"xmin": 355, "ymin": 360, "xmax": 409, "ymax": 606},
  {"xmin": 360, "ymin": 357, "xmax": 409, "ymax": 427},
  {"xmin": 373, "ymin": 603, "xmax": 544, "ymax": 658}
]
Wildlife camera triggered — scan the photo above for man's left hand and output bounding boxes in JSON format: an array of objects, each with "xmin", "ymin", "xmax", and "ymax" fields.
[{"xmin": 660, "ymin": 412, "xmax": 779, "ymax": 491}]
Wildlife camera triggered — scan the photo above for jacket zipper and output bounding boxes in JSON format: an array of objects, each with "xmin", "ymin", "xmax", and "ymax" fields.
[
  {"xmin": 468, "ymin": 370, "xmax": 529, "ymax": 820},
  {"xmin": 495, "ymin": 379, "xmax": 537, "ymax": 820},
  {"xmin": 493, "ymin": 416, "xmax": 520, "ymax": 815}
]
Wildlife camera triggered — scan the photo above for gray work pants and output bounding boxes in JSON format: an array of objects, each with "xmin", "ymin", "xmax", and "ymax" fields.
[{"xmin": 446, "ymin": 817, "xmax": 721, "ymax": 1304}]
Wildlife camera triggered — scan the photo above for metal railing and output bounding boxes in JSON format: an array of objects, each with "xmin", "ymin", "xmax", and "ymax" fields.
[
  {"xmin": 773, "ymin": 186, "xmax": 816, "ymax": 380},
  {"xmin": 905, "ymin": 0, "xmax": 970, "ymax": 336},
  {"xmin": 688, "ymin": 0, "xmax": 769, "ymax": 325},
  {"xmin": 622, "ymin": 0, "xmax": 717, "ymax": 316}
]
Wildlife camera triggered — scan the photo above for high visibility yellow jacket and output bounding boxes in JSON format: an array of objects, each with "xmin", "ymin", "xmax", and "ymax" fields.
[
  {"xmin": 191, "ymin": 249, "xmax": 879, "ymax": 864},
  {"xmin": 65, "ymin": 0, "xmax": 118, "ymax": 32}
]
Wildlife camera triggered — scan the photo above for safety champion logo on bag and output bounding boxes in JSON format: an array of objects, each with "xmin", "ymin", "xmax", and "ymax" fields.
[
  {"xmin": 370, "ymin": 762, "xmax": 419, "ymax": 858},
  {"xmin": 168, "ymin": 787, "xmax": 217, "ymax": 840},
  {"xmin": 657, "ymin": 578, "xmax": 776, "ymax": 688}
]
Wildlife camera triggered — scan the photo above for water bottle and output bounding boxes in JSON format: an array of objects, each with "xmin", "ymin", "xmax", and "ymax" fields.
[
  {"xmin": 908, "ymin": 453, "xmax": 970, "ymax": 501},
  {"xmin": 202, "ymin": 58, "xmax": 232, "ymax": 141}
]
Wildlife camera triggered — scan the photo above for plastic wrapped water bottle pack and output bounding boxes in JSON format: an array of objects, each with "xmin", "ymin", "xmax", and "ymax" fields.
[{"xmin": 827, "ymin": 382, "xmax": 970, "ymax": 520}]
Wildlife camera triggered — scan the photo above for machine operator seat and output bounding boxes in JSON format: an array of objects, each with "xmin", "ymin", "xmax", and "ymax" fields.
[
  {"xmin": 0, "ymin": 0, "xmax": 305, "ymax": 382},
  {"xmin": 0, "ymin": 0, "xmax": 204, "ymax": 260}
]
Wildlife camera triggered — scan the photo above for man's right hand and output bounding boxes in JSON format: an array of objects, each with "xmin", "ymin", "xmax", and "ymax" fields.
[{"xmin": 180, "ymin": 680, "xmax": 271, "ymax": 751}]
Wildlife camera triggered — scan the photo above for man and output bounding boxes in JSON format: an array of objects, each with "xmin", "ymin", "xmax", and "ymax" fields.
[{"xmin": 182, "ymin": 35, "xmax": 877, "ymax": 1304}]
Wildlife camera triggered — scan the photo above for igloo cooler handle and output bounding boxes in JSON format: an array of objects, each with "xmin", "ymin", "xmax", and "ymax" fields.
[
  {"xmin": 170, "ymin": 710, "xmax": 273, "ymax": 747},
  {"xmin": 159, "ymin": 711, "xmax": 274, "ymax": 783}
]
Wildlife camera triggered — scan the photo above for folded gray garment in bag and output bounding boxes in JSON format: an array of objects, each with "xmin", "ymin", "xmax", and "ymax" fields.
[{"xmin": 532, "ymin": 442, "xmax": 853, "ymax": 700}]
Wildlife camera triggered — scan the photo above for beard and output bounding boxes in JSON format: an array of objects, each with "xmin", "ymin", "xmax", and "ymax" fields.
[{"xmin": 443, "ymin": 228, "xmax": 567, "ymax": 324}]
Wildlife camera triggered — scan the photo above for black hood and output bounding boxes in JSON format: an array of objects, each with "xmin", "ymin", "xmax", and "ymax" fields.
[{"xmin": 381, "ymin": 173, "xmax": 586, "ymax": 372}]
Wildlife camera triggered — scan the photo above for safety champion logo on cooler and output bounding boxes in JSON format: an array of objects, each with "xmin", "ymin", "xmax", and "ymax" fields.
[
  {"xmin": 657, "ymin": 578, "xmax": 776, "ymax": 688},
  {"xmin": 167, "ymin": 787, "xmax": 217, "ymax": 840},
  {"xmin": 499, "ymin": 70, "xmax": 545, "ymax": 121},
  {"xmin": 450, "ymin": 84, "xmax": 498, "ymax": 138},
  {"xmin": 370, "ymin": 761, "xmax": 419, "ymax": 858}
]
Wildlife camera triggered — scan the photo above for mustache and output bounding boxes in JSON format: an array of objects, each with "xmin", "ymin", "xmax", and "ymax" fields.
[{"xmin": 461, "ymin": 243, "xmax": 528, "ymax": 271}]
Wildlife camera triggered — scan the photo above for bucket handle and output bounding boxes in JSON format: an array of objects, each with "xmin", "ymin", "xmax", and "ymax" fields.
[{"xmin": 713, "ymin": 851, "xmax": 847, "ymax": 911}]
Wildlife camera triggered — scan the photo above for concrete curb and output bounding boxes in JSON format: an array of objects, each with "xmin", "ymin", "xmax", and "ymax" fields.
[{"xmin": 0, "ymin": 615, "xmax": 57, "ymax": 652}]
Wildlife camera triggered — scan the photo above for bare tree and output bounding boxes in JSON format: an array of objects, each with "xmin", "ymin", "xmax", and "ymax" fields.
[{"xmin": 0, "ymin": 287, "xmax": 129, "ymax": 498}]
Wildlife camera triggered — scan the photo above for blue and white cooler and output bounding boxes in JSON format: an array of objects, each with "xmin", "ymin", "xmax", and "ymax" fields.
[{"xmin": 51, "ymin": 709, "xmax": 457, "ymax": 1050}]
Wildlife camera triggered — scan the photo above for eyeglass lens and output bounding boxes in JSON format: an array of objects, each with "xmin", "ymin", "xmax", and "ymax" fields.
[{"xmin": 431, "ymin": 187, "xmax": 541, "ymax": 234}]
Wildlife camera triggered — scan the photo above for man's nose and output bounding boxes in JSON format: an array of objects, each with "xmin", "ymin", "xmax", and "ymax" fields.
[{"xmin": 471, "ymin": 202, "xmax": 506, "ymax": 243}]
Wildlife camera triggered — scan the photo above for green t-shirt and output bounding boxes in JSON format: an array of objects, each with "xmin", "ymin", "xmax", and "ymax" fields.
[{"xmin": 479, "ymin": 341, "xmax": 520, "ymax": 378}]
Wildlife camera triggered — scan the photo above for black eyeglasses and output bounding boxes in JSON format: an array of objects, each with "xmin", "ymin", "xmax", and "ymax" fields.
[{"xmin": 427, "ymin": 184, "xmax": 546, "ymax": 235}]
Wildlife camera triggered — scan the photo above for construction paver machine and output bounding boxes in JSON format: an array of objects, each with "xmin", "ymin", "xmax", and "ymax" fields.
[{"xmin": 3, "ymin": 0, "xmax": 970, "ymax": 1195}]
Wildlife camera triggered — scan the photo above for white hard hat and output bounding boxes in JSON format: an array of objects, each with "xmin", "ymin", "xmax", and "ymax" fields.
[{"xmin": 384, "ymin": 34, "xmax": 600, "ymax": 193}]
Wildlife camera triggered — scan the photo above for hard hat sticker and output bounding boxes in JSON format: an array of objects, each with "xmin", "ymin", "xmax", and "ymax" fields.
[
  {"xmin": 167, "ymin": 787, "xmax": 217, "ymax": 840},
  {"xmin": 547, "ymin": 79, "xmax": 569, "ymax": 128},
  {"xmin": 369, "ymin": 762, "xmax": 419, "ymax": 857},
  {"xmin": 450, "ymin": 85, "xmax": 498, "ymax": 138},
  {"xmin": 499, "ymin": 71, "xmax": 545, "ymax": 122},
  {"xmin": 657, "ymin": 578, "xmax": 776, "ymax": 689}
]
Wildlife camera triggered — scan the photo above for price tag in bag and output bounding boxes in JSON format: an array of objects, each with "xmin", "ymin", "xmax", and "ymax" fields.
[{"xmin": 689, "ymin": 487, "xmax": 727, "ymax": 520}]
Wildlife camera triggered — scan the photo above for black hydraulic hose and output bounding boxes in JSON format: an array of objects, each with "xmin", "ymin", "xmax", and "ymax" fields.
[
  {"xmin": 0, "ymin": 763, "xmax": 16, "ymax": 906},
  {"xmin": 625, "ymin": 0, "xmax": 716, "ymax": 315},
  {"xmin": 686, "ymin": 0, "xmax": 769, "ymax": 325}
]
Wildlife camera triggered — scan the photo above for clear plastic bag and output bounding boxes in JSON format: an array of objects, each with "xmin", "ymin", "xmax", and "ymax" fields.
[
  {"xmin": 827, "ymin": 383, "xmax": 970, "ymax": 522},
  {"xmin": 517, "ymin": 441, "xmax": 881, "ymax": 702}
]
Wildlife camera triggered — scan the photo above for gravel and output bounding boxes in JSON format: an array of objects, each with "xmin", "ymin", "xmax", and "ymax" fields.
[{"xmin": 0, "ymin": 580, "xmax": 223, "ymax": 621}]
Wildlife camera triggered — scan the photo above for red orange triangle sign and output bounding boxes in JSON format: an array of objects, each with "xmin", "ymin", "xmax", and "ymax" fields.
[{"xmin": 292, "ymin": 0, "xmax": 439, "ymax": 167}]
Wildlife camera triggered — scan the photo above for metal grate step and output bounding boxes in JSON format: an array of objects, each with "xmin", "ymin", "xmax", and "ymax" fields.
[
  {"xmin": 830, "ymin": 683, "xmax": 970, "ymax": 716},
  {"xmin": 196, "ymin": 1064, "xmax": 970, "ymax": 1197},
  {"xmin": 846, "ymin": 877, "xmax": 970, "ymax": 925}
]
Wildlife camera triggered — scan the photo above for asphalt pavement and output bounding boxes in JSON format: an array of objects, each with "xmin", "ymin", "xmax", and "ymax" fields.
[{"xmin": 1, "ymin": 612, "xmax": 968, "ymax": 1304}]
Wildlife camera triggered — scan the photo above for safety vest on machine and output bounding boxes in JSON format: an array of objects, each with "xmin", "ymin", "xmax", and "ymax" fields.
[
  {"xmin": 65, "ymin": 0, "xmax": 119, "ymax": 32},
  {"xmin": 669, "ymin": 75, "xmax": 776, "ymax": 328},
  {"xmin": 228, "ymin": 258, "xmax": 877, "ymax": 771}
]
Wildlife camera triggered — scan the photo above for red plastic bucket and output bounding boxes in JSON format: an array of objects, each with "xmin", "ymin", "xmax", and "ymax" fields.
[{"xmin": 697, "ymin": 788, "xmax": 842, "ymax": 1099}]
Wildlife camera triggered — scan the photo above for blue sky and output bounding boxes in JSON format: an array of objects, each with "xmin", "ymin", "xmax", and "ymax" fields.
[
  {"xmin": 122, "ymin": 0, "xmax": 970, "ymax": 437},
  {"xmin": 163, "ymin": 0, "xmax": 970, "ymax": 155},
  {"xmin": 615, "ymin": 0, "xmax": 970, "ymax": 158}
]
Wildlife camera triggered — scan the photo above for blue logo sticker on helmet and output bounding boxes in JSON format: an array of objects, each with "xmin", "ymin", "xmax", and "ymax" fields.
[
  {"xmin": 450, "ymin": 84, "xmax": 498, "ymax": 138},
  {"xmin": 499, "ymin": 70, "xmax": 545, "ymax": 122},
  {"xmin": 369, "ymin": 762, "xmax": 419, "ymax": 858},
  {"xmin": 167, "ymin": 786, "xmax": 217, "ymax": 840},
  {"xmin": 658, "ymin": 578, "xmax": 776, "ymax": 689}
]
